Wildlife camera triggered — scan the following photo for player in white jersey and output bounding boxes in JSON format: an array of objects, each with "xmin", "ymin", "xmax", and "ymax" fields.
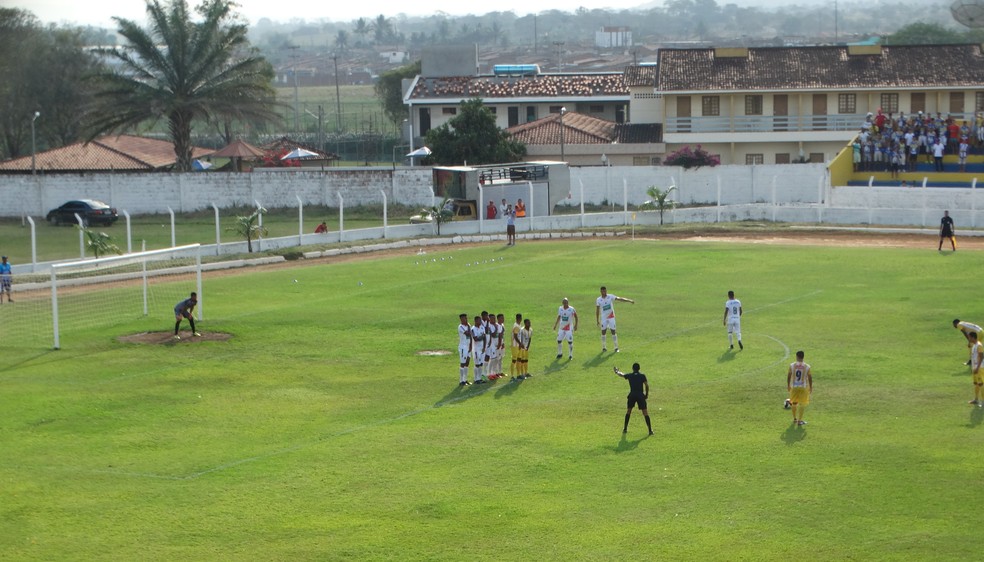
[
  {"xmin": 723, "ymin": 290, "xmax": 743, "ymax": 350},
  {"xmin": 553, "ymin": 298, "xmax": 579, "ymax": 360},
  {"xmin": 486, "ymin": 314, "xmax": 500, "ymax": 377},
  {"xmin": 953, "ymin": 319, "xmax": 983, "ymax": 365},
  {"xmin": 786, "ymin": 350, "xmax": 813, "ymax": 426},
  {"xmin": 457, "ymin": 314, "xmax": 473, "ymax": 386},
  {"xmin": 595, "ymin": 286, "xmax": 634, "ymax": 353},
  {"xmin": 969, "ymin": 332, "xmax": 984, "ymax": 405},
  {"xmin": 471, "ymin": 315, "xmax": 487, "ymax": 383},
  {"xmin": 481, "ymin": 311, "xmax": 493, "ymax": 372}
]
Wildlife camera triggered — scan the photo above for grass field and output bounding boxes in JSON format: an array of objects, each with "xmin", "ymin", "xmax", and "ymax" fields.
[
  {"xmin": 0, "ymin": 204, "xmax": 420, "ymax": 265},
  {"xmin": 1, "ymin": 236, "xmax": 980, "ymax": 560}
]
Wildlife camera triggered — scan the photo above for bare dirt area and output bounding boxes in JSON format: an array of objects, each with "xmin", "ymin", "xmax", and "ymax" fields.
[{"xmin": 118, "ymin": 331, "xmax": 232, "ymax": 345}]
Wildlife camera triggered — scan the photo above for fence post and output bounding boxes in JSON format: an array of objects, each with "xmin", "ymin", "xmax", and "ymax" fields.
[{"xmin": 212, "ymin": 203, "xmax": 220, "ymax": 255}]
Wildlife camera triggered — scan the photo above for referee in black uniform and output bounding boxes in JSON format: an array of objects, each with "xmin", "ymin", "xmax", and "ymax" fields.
[{"xmin": 614, "ymin": 363, "xmax": 653, "ymax": 435}]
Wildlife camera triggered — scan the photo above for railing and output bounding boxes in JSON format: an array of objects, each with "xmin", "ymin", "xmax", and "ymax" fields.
[{"xmin": 665, "ymin": 113, "xmax": 976, "ymax": 134}]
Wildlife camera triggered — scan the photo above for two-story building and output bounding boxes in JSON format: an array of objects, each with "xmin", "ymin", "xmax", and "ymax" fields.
[{"xmin": 642, "ymin": 44, "xmax": 984, "ymax": 165}]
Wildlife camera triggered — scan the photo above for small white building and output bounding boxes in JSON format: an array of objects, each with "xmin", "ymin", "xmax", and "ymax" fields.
[{"xmin": 595, "ymin": 27, "xmax": 632, "ymax": 49}]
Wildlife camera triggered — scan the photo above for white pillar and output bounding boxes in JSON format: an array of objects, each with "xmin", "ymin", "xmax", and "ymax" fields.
[{"xmin": 212, "ymin": 203, "xmax": 221, "ymax": 255}]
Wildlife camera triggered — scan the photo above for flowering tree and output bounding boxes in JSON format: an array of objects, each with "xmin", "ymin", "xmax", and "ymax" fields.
[{"xmin": 663, "ymin": 144, "xmax": 720, "ymax": 169}]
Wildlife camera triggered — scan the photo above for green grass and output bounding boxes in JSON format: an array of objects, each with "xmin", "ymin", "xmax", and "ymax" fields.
[
  {"xmin": 0, "ymin": 204, "xmax": 420, "ymax": 265},
  {"xmin": 0, "ymin": 237, "xmax": 980, "ymax": 560}
]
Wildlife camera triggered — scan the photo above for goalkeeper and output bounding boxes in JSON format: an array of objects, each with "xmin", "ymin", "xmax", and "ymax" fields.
[{"xmin": 173, "ymin": 292, "xmax": 200, "ymax": 339}]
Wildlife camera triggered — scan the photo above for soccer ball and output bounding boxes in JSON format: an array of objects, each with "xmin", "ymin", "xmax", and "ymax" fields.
[{"xmin": 783, "ymin": 398, "xmax": 791, "ymax": 410}]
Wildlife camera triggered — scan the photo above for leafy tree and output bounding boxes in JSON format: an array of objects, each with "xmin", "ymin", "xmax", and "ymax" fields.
[
  {"xmin": 227, "ymin": 207, "xmax": 267, "ymax": 253},
  {"xmin": 85, "ymin": 0, "xmax": 282, "ymax": 172},
  {"xmin": 641, "ymin": 185, "xmax": 677, "ymax": 225},
  {"xmin": 372, "ymin": 14, "xmax": 393, "ymax": 43},
  {"xmin": 422, "ymin": 198, "xmax": 454, "ymax": 235},
  {"xmin": 77, "ymin": 226, "xmax": 122, "ymax": 258},
  {"xmin": 334, "ymin": 29, "xmax": 349, "ymax": 52},
  {"xmin": 374, "ymin": 60, "xmax": 421, "ymax": 126},
  {"xmin": 353, "ymin": 17, "xmax": 370, "ymax": 45},
  {"xmin": 884, "ymin": 23, "xmax": 964, "ymax": 45},
  {"xmin": 425, "ymin": 98, "xmax": 526, "ymax": 166}
]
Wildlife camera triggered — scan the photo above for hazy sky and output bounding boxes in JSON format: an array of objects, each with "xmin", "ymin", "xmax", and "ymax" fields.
[{"xmin": 1, "ymin": 0, "xmax": 664, "ymax": 28}]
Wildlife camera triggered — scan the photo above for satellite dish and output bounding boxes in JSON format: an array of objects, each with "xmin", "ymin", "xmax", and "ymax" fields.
[{"xmin": 952, "ymin": 0, "xmax": 984, "ymax": 28}]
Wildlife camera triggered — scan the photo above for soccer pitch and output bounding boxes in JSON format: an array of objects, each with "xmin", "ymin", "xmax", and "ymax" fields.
[{"xmin": 1, "ymin": 237, "xmax": 979, "ymax": 560}]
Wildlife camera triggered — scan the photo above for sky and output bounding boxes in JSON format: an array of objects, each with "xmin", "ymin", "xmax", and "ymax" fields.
[{"xmin": 0, "ymin": 0, "xmax": 664, "ymax": 28}]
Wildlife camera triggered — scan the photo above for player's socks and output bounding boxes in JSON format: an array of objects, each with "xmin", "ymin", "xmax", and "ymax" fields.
[
  {"xmin": 623, "ymin": 413, "xmax": 631, "ymax": 432},
  {"xmin": 174, "ymin": 321, "xmax": 181, "ymax": 335},
  {"xmin": 557, "ymin": 342, "xmax": 563, "ymax": 355},
  {"xmin": 601, "ymin": 334, "xmax": 606, "ymax": 349},
  {"xmin": 568, "ymin": 342, "xmax": 574, "ymax": 358},
  {"xmin": 645, "ymin": 415, "xmax": 652, "ymax": 433},
  {"xmin": 613, "ymin": 335, "xmax": 619, "ymax": 349},
  {"xmin": 460, "ymin": 367, "xmax": 467, "ymax": 384},
  {"xmin": 728, "ymin": 333, "xmax": 733, "ymax": 346}
]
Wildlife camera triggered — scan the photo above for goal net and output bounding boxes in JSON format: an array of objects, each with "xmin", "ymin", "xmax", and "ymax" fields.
[{"xmin": 45, "ymin": 244, "xmax": 203, "ymax": 349}]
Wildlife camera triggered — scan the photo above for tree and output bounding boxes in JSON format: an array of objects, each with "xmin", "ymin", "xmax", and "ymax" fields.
[
  {"xmin": 77, "ymin": 226, "xmax": 122, "ymax": 258},
  {"xmin": 425, "ymin": 98, "xmax": 526, "ymax": 166},
  {"xmin": 85, "ymin": 0, "xmax": 281, "ymax": 172},
  {"xmin": 641, "ymin": 185, "xmax": 677, "ymax": 225},
  {"xmin": 353, "ymin": 18, "xmax": 370, "ymax": 45},
  {"xmin": 374, "ymin": 60, "xmax": 421, "ymax": 126},
  {"xmin": 227, "ymin": 207, "xmax": 267, "ymax": 253},
  {"xmin": 422, "ymin": 198, "xmax": 454, "ymax": 235},
  {"xmin": 884, "ymin": 23, "xmax": 964, "ymax": 45},
  {"xmin": 372, "ymin": 14, "xmax": 393, "ymax": 43},
  {"xmin": 334, "ymin": 29, "xmax": 349, "ymax": 52}
]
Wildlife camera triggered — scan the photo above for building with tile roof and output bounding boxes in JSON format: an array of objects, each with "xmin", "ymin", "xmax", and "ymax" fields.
[
  {"xmin": 506, "ymin": 111, "xmax": 662, "ymax": 166},
  {"xmin": 649, "ymin": 44, "xmax": 984, "ymax": 165},
  {"xmin": 0, "ymin": 135, "xmax": 213, "ymax": 174}
]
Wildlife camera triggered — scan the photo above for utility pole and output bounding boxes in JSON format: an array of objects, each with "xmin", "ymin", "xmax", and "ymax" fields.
[
  {"xmin": 332, "ymin": 53, "xmax": 342, "ymax": 132},
  {"xmin": 288, "ymin": 45, "xmax": 300, "ymax": 133}
]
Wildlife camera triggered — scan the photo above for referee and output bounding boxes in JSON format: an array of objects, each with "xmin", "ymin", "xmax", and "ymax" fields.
[{"xmin": 614, "ymin": 363, "xmax": 653, "ymax": 435}]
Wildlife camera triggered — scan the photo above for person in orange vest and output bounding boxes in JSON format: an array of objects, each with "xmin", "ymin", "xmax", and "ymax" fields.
[{"xmin": 515, "ymin": 199, "xmax": 526, "ymax": 218}]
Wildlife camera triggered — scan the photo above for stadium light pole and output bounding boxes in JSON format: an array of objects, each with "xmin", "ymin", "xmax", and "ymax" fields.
[
  {"xmin": 31, "ymin": 111, "xmax": 40, "ymax": 175},
  {"xmin": 559, "ymin": 107, "xmax": 567, "ymax": 162}
]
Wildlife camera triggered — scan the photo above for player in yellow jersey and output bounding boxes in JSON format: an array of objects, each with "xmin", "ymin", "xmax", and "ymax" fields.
[{"xmin": 954, "ymin": 319, "xmax": 983, "ymax": 365}]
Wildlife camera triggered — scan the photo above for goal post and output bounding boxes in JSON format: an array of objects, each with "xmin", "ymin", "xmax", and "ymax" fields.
[{"xmin": 50, "ymin": 244, "xmax": 202, "ymax": 349}]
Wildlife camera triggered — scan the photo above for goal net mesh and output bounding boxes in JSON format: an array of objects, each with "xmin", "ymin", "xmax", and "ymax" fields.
[{"xmin": 0, "ymin": 244, "xmax": 202, "ymax": 349}]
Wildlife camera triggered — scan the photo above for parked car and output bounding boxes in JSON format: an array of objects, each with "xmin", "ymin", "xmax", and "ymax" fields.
[
  {"xmin": 410, "ymin": 199, "xmax": 478, "ymax": 224},
  {"xmin": 46, "ymin": 199, "xmax": 119, "ymax": 226}
]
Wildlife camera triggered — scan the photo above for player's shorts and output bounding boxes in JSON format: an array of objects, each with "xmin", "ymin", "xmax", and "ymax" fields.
[
  {"xmin": 627, "ymin": 393, "xmax": 648, "ymax": 410},
  {"xmin": 174, "ymin": 310, "xmax": 192, "ymax": 320},
  {"xmin": 973, "ymin": 371, "xmax": 983, "ymax": 385},
  {"xmin": 458, "ymin": 346, "xmax": 471, "ymax": 364},
  {"xmin": 511, "ymin": 345, "xmax": 521, "ymax": 359},
  {"xmin": 556, "ymin": 328, "xmax": 573, "ymax": 342},
  {"xmin": 789, "ymin": 387, "xmax": 810, "ymax": 405},
  {"xmin": 1, "ymin": 276, "xmax": 10, "ymax": 291},
  {"xmin": 600, "ymin": 317, "xmax": 617, "ymax": 331},
  {"xmin": 507, "ymin": 225, "xmax": 516, "ymax": 235},
  {"xmin": 726, "ymin": 318, "xmax": 741, "ymax": 334},
  {"xmin": 472, "ymin": 346, "xmax": 486, "ymax": 364},
  {"xmin": 518, "ymin": 348, "xmax": 528, "ymax": 361}
]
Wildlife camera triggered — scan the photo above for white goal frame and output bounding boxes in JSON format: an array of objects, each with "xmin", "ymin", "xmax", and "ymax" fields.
[{"xmin": 50, "ymin": 244, "xmax": 202, "ymax": 349}]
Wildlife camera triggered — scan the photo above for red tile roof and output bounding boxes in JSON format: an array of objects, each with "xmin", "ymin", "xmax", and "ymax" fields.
[
  {"xmin": 0, "ymin": 135, "xmax": 212, "ymax": 173},
  {"xmin": 624, "ymin": 64, "xmax": 657, "ymax": 88},
  {"xmin": 409, "ymin": 73, "xmax": 627, "ymax": 101},
  {"xmin": 656, "ymin": 44, "xmax": 984, "ymax": 92},
  {"xmin": 505, "ymin": 112, "xmax": 661, "ymax": 145}
]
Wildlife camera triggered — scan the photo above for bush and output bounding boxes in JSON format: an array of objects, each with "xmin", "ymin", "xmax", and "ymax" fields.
[{"xmin": 664, "ymin": 144, "xmax": 720, "ymax": 169}]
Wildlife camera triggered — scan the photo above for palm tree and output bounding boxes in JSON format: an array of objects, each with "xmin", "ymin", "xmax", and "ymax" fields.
[
  {"xmin": 353, "ymin": 18, "xmax": 370, "ymax": 45},
  {"xmin": 85, "ymin": 0, "xmax": 281, "ymax": 172},
  {"xmin": 334, "ymin": 29, "xmax": 349, "ymax": 52},
  {"xmin": 77, "ymin": 226, "xmax": 122, "ymax": 258},
  {"xmin": 227, "ymin": 207, "xmax": 267, "ymax": 253},
  {"xmin": 642, "ymin": 185, "xmax": 677, "ymax": 225}
]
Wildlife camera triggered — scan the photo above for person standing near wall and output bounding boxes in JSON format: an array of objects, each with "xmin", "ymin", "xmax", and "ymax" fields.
[{"xmin": 939, "ymin": 210, "xmax": 956, "ymax": 252}]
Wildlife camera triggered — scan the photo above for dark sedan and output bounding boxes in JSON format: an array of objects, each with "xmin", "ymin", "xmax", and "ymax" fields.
[{"xmin": 46, "ymin": 199, "xmax": 119, "ymax": 226}]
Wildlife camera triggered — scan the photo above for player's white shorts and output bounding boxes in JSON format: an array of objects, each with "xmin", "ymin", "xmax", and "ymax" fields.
[
  {"xmin": 458, "ymin": 346, "xmax": 471, "ymax": 364},
  {"xmin": 557, "ymin": 328, "xmax": 574, "ymax": 342},
  {"xmin": 600, "ymin": 317, "xmax": 617, "ymax": 331},
  {"xmin": 472, "ymin": 345, "xmax": 486, "ymax": 364},
  {"xmin": 727, "ymin": 318, "xmax": 741, "ymax": 334}
]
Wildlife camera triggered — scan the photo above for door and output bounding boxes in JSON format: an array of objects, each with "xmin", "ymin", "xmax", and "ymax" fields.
[
  {"xmin": 418, "ymin": 107, "xmax": 431, "ymax": 136},
  {"xmin": 773, "ymin": 95, "xmax": 788, "ymax": 131},
  {"xmin": 910, "ymin": 93, "xmax": 925, "ymax": 114},
  {"xmin": 676, "ymin": 97, "xmax": 691, "ymax": 132},
  {"xmin": 812, "ymin": 94, "xmax": 827, "ymax": 130},
  {"xmin": 508, "ymin": 106, "xmax": 519, "ymax": 127}
]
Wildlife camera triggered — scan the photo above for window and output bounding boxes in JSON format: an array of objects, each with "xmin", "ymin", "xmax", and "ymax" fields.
[
  {"xmin": 879, "ymin": 93, "xmax": 899, "ymax": 114},
  {"xmin": 589, "ymin": 105, "xmax": 604, "ymax": 113},
  {"xmin": 745, "ymin": 95, "xmax": 763, "ymax": 115},
  {"xmin": 809, "ymin": 152, "xmax": 825, "ymax": 163},
  {"xmin": 910, "ymin": 93, "xmax": 926, "ymax": 114},
  {"xmin": 745, "ymin": 154, "xmax": 764, "ymax": 165},
  {"xmin": 526, "ymin": 106, "xmax": 537, "ymax": 122},
  {"xmin": 549, "ymin": 106, "xmax": 563, "ymax": 114},
  {"xmin": 838, "ymin": 93, "xmax": 856, "ymax": 114},
  {"xmin": 976, "ymin": 92, "xmax": 984, "ymax": 112},
  {"xmin": 702, "ymin": 96, "xmax": 720, "ymax": 116},
  {"xmin": 775, "ymin": 153, "xmax": 790, "ymax": 164},
  {"xmin": 951, "ymin": 92, "xmax": 965, "ymax": 114},
  {"xmin": 442, "ymin": 107, "xmax": 457, "ymax": 115}
]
